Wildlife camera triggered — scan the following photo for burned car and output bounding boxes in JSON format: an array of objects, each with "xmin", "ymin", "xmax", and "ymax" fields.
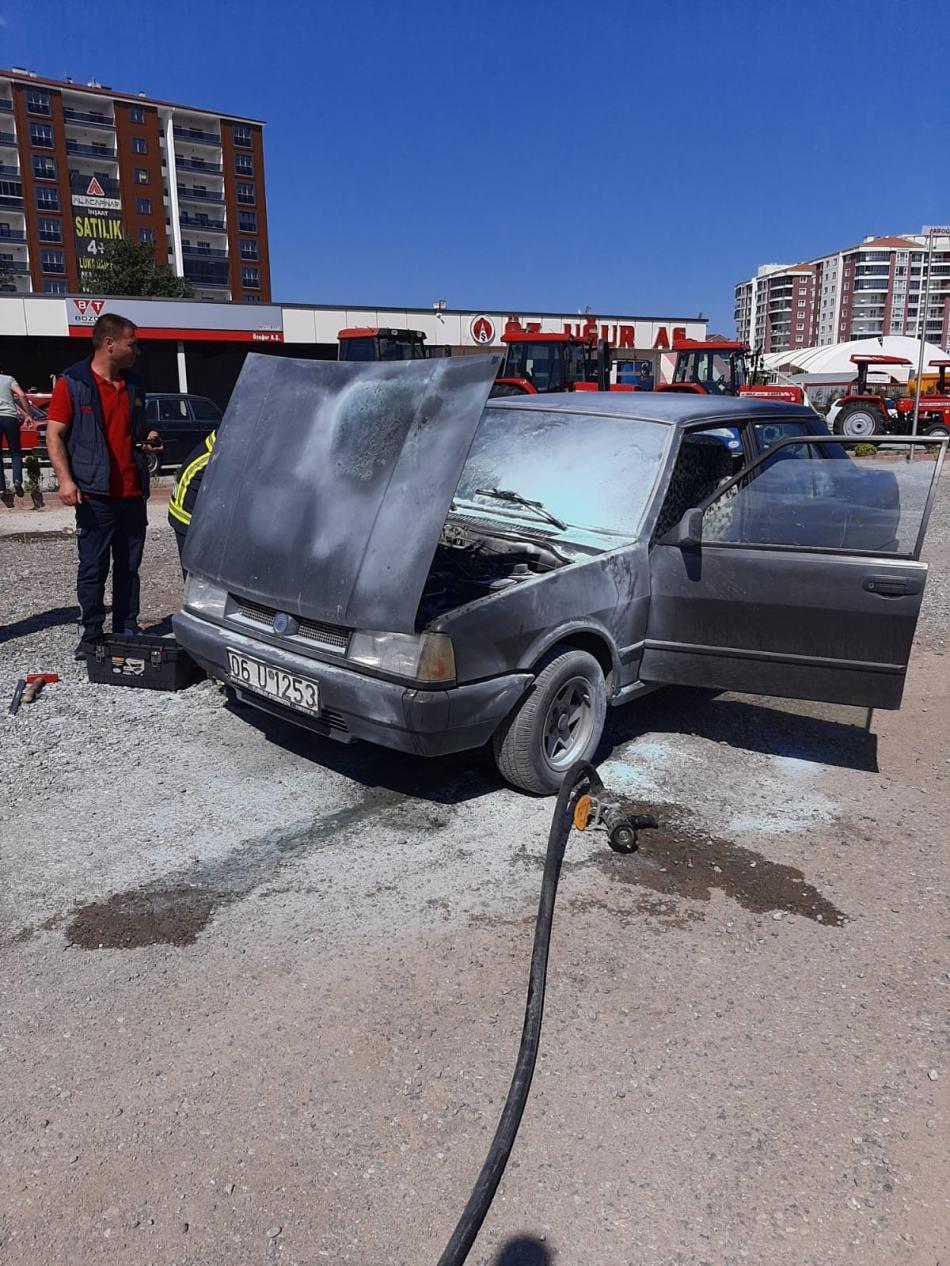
[{"xmin": 173, "ymin": 355, "xmax": 944, "ymax": 794}]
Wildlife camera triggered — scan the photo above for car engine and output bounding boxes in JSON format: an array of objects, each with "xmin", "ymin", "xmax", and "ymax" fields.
[{"xmin": 417, "ymin": 515, "xmax": 567, "ymax": 623}]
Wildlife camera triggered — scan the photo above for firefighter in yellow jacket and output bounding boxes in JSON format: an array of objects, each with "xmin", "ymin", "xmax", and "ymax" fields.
[{"xmin": 167, "ymin": 430, "xmax": 216, "ymax": 572}]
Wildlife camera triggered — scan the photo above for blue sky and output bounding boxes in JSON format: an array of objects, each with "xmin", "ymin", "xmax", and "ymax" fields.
[{"xmin": 5, "ymin": 0, "xmax": 949, "ymax": 331}]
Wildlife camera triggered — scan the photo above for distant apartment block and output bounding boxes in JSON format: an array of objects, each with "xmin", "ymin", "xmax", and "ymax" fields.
[
  {"xmin": 734, "ymin": 230, "xmax": 950, "ymax": 353},
  {"xmin": 0, "ymin": 67, "xmax": 270, "ymax": 302}
]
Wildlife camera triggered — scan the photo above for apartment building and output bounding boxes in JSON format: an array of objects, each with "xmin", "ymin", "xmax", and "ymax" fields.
[
  {"xmin": 735, "ymin": 230, "xmax": 950, "ymax": 352},
  {"xmin": 0, "ymin": 68, "xmax": 270, "ymax": 302}
]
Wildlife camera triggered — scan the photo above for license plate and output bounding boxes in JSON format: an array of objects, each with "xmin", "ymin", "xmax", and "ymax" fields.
[{"xmin": 227, "ymin": 650, "xmax": 320, "ymax": 717}]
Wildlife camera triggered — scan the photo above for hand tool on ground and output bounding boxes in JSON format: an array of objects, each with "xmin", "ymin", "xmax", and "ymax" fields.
[{"xmin": 8, "ymin": 672, "xmax": 59, "ymax": 715}]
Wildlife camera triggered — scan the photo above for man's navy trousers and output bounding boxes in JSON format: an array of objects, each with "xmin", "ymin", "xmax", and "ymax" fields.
[{"xmin": 75, "ymin": 495, "xmax": 148, "ymax": 637}]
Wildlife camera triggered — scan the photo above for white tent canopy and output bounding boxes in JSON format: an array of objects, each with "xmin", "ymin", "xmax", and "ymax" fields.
[{"xmin": 763, "ymin": 336, "xmax": 946, "ymax": 383}]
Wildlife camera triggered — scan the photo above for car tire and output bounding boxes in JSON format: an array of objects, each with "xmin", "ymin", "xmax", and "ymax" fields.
[
  {"xmin": 833, "ymin": 403, "xmax": 883, "ymax": 438},
  {"xmin": 492, "ymin": 648, "xmax": 607, "ymax": 795},
  {"xmin": 146, "ymin": 451, "xmax": 162, "ymax": 477}
]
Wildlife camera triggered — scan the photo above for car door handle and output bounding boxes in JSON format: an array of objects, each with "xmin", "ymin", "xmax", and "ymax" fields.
[{"xmin": 863, "ymin": 575, "xmax": 920, "ymax": 597}]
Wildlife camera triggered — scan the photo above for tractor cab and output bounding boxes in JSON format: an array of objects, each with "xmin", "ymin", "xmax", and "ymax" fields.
[
  {"xmin": 894, "ymin": 358, "xmax": 950, "ymax": 438},
  {"xmin": 490, "ymin": 318, "xmax": 612, "ymax": 397},
  {"xmin": 658, "ymin": 339, "xmax": 749, "ymax": 396},
  {"xmin": 337, "ymin": 327, "xmax": 431, "ymax": 361}
]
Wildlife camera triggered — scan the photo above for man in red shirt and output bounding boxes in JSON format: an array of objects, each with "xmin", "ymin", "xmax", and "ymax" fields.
[{"xmin": 46, "ymin": 313, "xmax": 163, "ymax": 659}]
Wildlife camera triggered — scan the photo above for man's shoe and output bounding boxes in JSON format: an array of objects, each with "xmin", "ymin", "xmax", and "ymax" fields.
[
  {"xmin": 74, "ymin": 636, "xmax": 102, "ymax": 661},
  {"xmin": 13, "ymin": 482, "xmax": 23, "ymax": 497}
]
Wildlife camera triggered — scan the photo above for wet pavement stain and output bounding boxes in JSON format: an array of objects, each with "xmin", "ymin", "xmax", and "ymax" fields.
[
  {"xmin": 66, "ymin": 886, "xmax": 221, "ymax": 949},
  {"xmin": 47, "ymin": 785, "xmax": 425, "ymax": 952},
  {"xmin": 588, "ymin": 803, "xmax": 848, "ymax": 926}
]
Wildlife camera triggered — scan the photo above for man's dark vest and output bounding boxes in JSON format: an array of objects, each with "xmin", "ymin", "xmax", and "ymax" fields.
[{"xmin": 61, "ymin": 358, "xmax": 149, "ymax": 498}]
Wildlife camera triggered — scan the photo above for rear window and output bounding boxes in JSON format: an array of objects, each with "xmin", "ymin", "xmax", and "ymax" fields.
[
  {"xmin": 455, "ymin": 407, "xmax": 669, "ymax": 537},
  {"xmin": 190, "ymin": 397, "xmax": 222, "ymax": 421}
]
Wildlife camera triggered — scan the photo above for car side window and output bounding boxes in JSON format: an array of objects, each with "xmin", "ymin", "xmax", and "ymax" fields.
[
  {"xmin": 145, "ymin": 400, "xmax": 159, "ymax": 423},
  {"xmin": 158, "ymin": 399, "xmax": 189, "ymax": 422},
  {"xmin": 652, "ymin": 432, "xmax": 735, "ymax": 543},
  {"xmin": 189, "ymin": 398, "xmax": 222, "ymax": 421}
]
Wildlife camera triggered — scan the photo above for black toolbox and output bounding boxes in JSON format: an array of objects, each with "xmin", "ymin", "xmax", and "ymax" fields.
[{"xmin": 87, "ymin": 633, "xmax": 204, "ymax": 691}]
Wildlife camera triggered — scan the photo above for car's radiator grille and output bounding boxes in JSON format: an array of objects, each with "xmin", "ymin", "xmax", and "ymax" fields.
[{"xmin": 231, "ymin": 596, "xmax": 351, "ymax": 652}]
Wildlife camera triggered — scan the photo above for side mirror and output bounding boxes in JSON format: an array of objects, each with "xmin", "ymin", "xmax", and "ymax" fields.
[{"xmin": 668, "ymin": 507, "xmax": 703, "ymax": 549}]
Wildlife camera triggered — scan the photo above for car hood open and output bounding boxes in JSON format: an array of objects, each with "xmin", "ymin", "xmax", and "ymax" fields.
[{"xmin": 182, "ymin": 352, "xmax": 501, "ymax": 633}]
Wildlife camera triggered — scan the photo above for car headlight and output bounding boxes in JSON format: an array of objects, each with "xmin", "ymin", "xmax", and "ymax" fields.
[
  {"xmin": 348, "ymin": 630, "xmax": 455, "ymax": 682},
  {"xmin": 183, "ymin": 574, "xmax": 228, "ymax": 620}
]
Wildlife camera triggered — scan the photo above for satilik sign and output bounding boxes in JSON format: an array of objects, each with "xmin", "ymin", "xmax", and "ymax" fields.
[{"xmin": 70, "ymin": 175, "xmax": 124, "ymax": 292}]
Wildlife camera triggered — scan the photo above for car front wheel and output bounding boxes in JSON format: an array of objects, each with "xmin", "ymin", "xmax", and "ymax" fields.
[
  {"xmin": 492, "ymin": 648, "xmax": 607, "ymax": 795},
  {"xmin": 146, "ymin": 451, "xmax": 162, "ymax": 476}
]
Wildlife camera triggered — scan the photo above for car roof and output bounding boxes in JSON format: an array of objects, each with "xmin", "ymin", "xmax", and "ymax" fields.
[{"xmin": 487, "ymin": 392, "xmax": 816, "ymax": 427}]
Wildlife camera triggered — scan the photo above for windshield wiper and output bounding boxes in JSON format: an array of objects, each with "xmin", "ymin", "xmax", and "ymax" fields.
[{"xmin": 474, "ymin": 487, "xmax": 567, "ymax": 531}]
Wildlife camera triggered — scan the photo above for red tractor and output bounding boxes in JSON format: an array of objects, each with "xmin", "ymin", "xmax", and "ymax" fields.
[
  {"xmin": 337, "ymin": 327, "xmax": 450, "ymax": 361},
  {"xmin": 893, "ymin": 358, "xmax": 950, "ymax": 438},
  {"xmin": 828, "ymin": 354, "xmax": 913, "ymax": 438},
  {"xmin": 656, "ymin": 338, "xmax": 804, "ymax": 403},
  {"xmin": 489, "ymin": 318, "xmax": 627, "ymax": 397}
]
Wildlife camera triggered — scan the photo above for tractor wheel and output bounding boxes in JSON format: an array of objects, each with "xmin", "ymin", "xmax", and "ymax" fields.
[
  {"xmin": 833, "ymin": 403, "xmax": 883, "ymax": 439},
  {"xmin": 923, "ymin": 422, "xmax": 950, "ymax": 439},
  {"xmin": 491, "ymin": 648, "xmax": 606, "ymax": 795}
]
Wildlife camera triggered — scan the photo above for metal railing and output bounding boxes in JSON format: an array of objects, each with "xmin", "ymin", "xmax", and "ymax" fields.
[
  {"xmin": 66, "ymin": 140, "xmax": 117, "ymax": 160},
  {"xmin": 63, "ymin": 108, "xmax": 115, "ymax": 129},
  {"xmin": 177, "ymin": 186, "xmax": 225, "ymax": 204},
  {"xmin": 173, "ymin": 126, "xmax": 221, "ymax": 145},
  {"xmin": 0, "ymin": 133, "xmax": 17, "ymax": 148},
  {"xmin": 0, "ymin": 229, "xmax": 27, "ymax": 242},
  {"xmin": 176, "ymin": 156, "xmax": 223, "ymax": 174},
  {"xmin": 182, "ymin": 243, "xmax": 228, "ymax": 259},
  {"xmin": 178, "ymin": 214, "xmax": 226, "ymax": 231}
]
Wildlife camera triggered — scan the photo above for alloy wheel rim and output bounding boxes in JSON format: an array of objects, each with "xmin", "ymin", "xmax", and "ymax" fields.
[{"xmin": 542, "ymin": 675, "xmax": 595, "ymax": 770}]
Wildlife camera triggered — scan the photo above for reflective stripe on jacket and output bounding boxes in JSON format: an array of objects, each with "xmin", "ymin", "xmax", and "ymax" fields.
[{"xmin": 168, "ymin": 430, "xmax": 216, "ymax": 531}]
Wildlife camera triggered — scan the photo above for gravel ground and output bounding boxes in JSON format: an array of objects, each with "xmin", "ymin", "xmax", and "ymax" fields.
[{"xmin": 0, "ymin": 480, "xmax": 948, "ymax": 1266}]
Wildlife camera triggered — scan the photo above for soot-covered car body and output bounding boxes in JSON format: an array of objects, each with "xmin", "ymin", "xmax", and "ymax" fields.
[{"xmin": 173, "ymin": 355, "xmax": 943, "ymax": 793}]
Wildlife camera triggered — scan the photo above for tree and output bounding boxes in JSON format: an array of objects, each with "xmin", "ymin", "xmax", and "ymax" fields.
[{"xmin": 93, "ymin": 238, "xmax": 194, "ymax": 298}]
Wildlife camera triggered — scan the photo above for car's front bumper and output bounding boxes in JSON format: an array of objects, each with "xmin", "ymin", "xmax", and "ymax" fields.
[{"xmin": 173, "ymin": 611, "xmax": 532, "ymax": 757}]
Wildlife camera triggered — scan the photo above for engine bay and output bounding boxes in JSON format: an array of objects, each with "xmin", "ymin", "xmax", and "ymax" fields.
[{"xmin": 417, "ymin": 515, "xmax": 569, "ymax": 624}]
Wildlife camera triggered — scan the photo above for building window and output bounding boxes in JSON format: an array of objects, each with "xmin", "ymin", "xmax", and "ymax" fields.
[
  {"xmin": 130, "ymin": 105, "xmax": 146, "ymax": 123},
  {"xmin": 233, "ymin": 124, "xmax": 252, "ymax": 148},
  {"xmin": 41, "ymin": 248, "xmax": 66, "ymax": 274},
  {"xmin": 238, "ymin": 210, "xmax": 257, "ymax": 232},
  {"xmin": 235, "ymin": 153, "xmax": 253, "ymax": 177},
  {"xmin": 43, "ymin": 278, "xmax": 67, "ymax": 294},
  {"xmin": 243, "ymin": 293, "xmax": 261, "ymax": 304},
  {"xmin": 35, "ymin": 185, "xmax": 60, "ymax": 211},
  {"xmin": 26, "ymin": 88, "xmax": 51, "ymax": 116},
  {"xmin": 239, "ymin": 237, "xmax": 258, "ymax": 260},
  {"xmin": 29, "ymin": 122, "xmax": 54, "ymax": 148},
  {"xmin": 240, "ymin": 265, "xmax": 260, "ymax": 288},
  {"xmin": 32, "ymin": 155, "xmax": 57, "ymax": 181},
  {"xmin": 136, "ymin": 195, "xmax": 152, "ymax": 214},
  {"xmin": 134, "ymin": 167, "xmax": 149, "ymax": 184},
  {"xmin": 236, "ymin": 182, "xmax": 255, "ymax": 205},
  {"xmin": 37, "ymin": 216, "xmax": 62, "ymax": 242},
  {"xmin": 132, "ymin": 136, "xmax": 148, "ymax": 154},
  {"xmin": 138, "ymin": 227, "xmax": 155, "ymax": 243}
]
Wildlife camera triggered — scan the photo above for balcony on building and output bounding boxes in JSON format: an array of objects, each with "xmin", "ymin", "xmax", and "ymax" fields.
[
  {"xmin": 66, "ymin": 138, "xmax": 118, "ymax": 161},
  {"xmin": 181, "ymin": 240, "xmax": 229, "ymax": 260},
  {"xmin": 0, "ymin": 211, "xmax": 26, "ymax": 241},
  {"xmin": 62, "ymin": 105, "xmax": 115, "ymax": 130},
  {"xmin": 177, "ymin": 185, "xmax": 226, "ymax": 205},
  {"xmin": 178, "ymin": 212, "xmax": 227, "ymax": 234},
  {"xmin": 173, "ymin": 120, "xmax": 221, "ymax": 149},
  {"xmin": 0, "ymin": 181, "xmax": 23, "ymax": 209},
  {"xmin": 0, "ymin": 131, "xmax": 17, "ymax": 149},
  {"xmin": 175, "ymin": 154, "xmax": 223, "ymax": 175},
  {"xmin": 182, "ymin": 255, "xmax": 230, "ymax": 290},
  {"xmin": 0, "ymin": 97, "xmax": 13, "ymax": 114}
]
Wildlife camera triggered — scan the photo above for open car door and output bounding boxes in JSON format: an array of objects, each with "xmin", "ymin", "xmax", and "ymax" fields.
[{"xmin": 641, "ymin": 435, "xmax": 946, "ymax": 709}]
